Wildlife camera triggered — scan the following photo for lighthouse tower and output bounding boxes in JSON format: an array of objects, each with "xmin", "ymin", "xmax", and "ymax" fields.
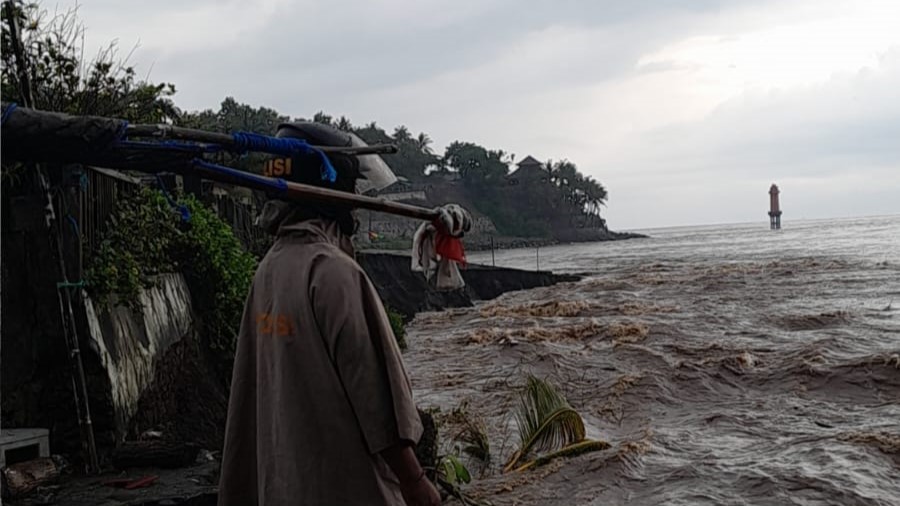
[{"xmin": 768, "ymin": 184, "xmax": 782, "ymax": 230}]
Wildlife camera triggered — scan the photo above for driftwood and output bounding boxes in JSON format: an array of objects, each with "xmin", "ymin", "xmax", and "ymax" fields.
[
  {"xmin": 111, "ymin": 441, "xmax": 200, "ymax": 470},
  {"xmin": 1, "ymin": 457, "xmax": 60, "ymax": 498}
]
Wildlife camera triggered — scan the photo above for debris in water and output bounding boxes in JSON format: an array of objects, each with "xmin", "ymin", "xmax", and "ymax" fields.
[
  {"xmin": 617, "ymin": 301, "xmax": 678, "ymax": 315},
  {"xmin": 465, "ymin": 321, "xmax": 650, "ymax": 346},
  {"xmin": 504, "ymin": 376, "xmax": 607, "ymax": 473},
  {"xmin": 838, "ymin": 431, "xmax": 900, "ymax": 455},
  {"xmin": 608, "ymin": 322, "xmax": 650, "ymax": 345},
  {"xmin": 465, "ymin": 321, "xmax": 606, "ymax": 344},
  {"xmin": 479, "ymin": 300, "xmax": 590, "ymax": 318}
]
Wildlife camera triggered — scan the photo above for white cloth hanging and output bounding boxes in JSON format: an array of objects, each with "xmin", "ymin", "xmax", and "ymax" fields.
[{"xmin": 411, "ymin": 204, "xmax": 472, "ymax": 290}]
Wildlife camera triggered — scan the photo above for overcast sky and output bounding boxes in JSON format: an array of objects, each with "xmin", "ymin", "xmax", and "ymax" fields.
[{"xmin": 74, "ymin": 0, "xmax": 900, "ymax": 229}]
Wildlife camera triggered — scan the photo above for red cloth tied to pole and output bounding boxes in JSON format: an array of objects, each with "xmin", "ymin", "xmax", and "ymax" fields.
[{"xmin": 433, "ymin": 219, "xmax": 467, "ymax": 267}]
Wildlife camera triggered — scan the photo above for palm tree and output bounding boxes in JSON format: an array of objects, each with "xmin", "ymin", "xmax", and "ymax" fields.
[
  {"xmin": 393, "ymin": 125, "xmax": 411, "ymax": 142},
  {"xmin": 416, "ymin": 132, "xmax": 433, "ymax": 154},
  {"xmin": 539, "ymin": 159, "xmax": 559, "ymax": 187}
]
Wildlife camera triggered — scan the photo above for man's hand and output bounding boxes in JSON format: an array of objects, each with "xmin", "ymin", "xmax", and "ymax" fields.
[
  {"xmin": 381, "ymin": 442, "xmax": 441, "ymax": 505},
  {"xmin": 399, "ymin": 472, "xmax": 441, "ymax": 506}
]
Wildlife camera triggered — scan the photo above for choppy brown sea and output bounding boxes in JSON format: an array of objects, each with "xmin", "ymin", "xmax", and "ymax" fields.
[{"xmin": 407, "ymin": 215, "xmax": 900, "ymax": 505}]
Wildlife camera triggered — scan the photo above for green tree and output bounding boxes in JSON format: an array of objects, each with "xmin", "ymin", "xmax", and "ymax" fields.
[
  {"xmin": 312, "ymin": 111, "xmax": 333, "ymax": 126},
  {"xmin": 336, "ymin": 115, "xmax": 353, "ymax": 132},
  {"xmin": 180, "ymin": 97, "xmax": 288, "ymax": 135},
  {"xmin": 1, "ymin": 1, "xmax": 177, "ymax": 122},
  {"xmin": 443, "ymin": 141, "xmax": 508, "ymax": 184},
  {"xmin": 416, "ymin": 132, "xmax": 433, "ymax": 154}
]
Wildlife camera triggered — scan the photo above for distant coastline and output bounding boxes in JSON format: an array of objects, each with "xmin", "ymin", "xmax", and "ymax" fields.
[{"xmin": 463, "ymin": 229, "xmax": 648, "ymax": 252}]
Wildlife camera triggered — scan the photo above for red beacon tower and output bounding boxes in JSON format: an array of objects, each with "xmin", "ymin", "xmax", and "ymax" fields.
[{"xmin": 768, "ymin": 183, "xmax": 782, "ymax": 230}]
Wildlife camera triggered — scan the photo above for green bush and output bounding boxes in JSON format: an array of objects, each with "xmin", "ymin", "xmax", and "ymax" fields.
[
  {"xmin": 86, "ymin": 188, "xmax": 257, "ymax": 380},
  {"xmin": 386, "ymin": 306, "xmax": 407, "ymax": 351}
]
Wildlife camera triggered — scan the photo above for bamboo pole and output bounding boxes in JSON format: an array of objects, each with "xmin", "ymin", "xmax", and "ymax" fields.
[
  {"xmin": 1, "ymin": 105, "xmax": 439, "ymax": 221},
  {"xmin": 125, "ymin": 124, "xmax": 398, "ymax": 156},
  {"xmin": 191, "ymin": 162, "xmax": 439, "ymax": 221}
]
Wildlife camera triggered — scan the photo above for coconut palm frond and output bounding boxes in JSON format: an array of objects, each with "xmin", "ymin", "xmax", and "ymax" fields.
[
  {"xmin": 504, "ymin": 375, "xmax": 586, "ymax": 471},
  {"xmin": 513, "ymin": 439, "xmax": 611, "ymax": 472}
]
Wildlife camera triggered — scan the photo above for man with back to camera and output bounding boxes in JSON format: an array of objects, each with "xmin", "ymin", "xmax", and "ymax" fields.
[{"xmin": 217, "ymin": 121, "xmax": 441, "ymax": 506}]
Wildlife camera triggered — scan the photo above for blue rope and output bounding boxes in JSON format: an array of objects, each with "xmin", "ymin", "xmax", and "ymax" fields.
[
  {"xmin": 66, "ymin": 215, "xmax": 79, "ymax": 236},
  {"xmin": 192, "ymin": 158, "xmax": 288, "ymax": 194},
  {"xmin": 232, "ymin": 132, "xmax": 337, "ymax": 183},
  {"xmin": 119, "ymin": 139, "xmax": 224, "ymax": 154},
  {"xmin": 2, "ymin": 102, "xmax": 17, "ymax": 125},
  {"xmin": 115, "ymin": 119, "xmax": 129, "ymax": 141},
  {"xmin": 57, "ymin": 280, "xmax": 85, "ymax": 289},
  {"xmin": 155, "ymin": 174, "xmax": 192, "ymax": 222}
]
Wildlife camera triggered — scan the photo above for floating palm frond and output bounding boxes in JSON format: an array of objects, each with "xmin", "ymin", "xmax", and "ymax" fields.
[
  {"xmin": 512, "ymin": 439, "xmax": 610, "ymax": 472},
  {"xmin": 504, "ymin": 375, "xmax": 588, "ymax": 472}
]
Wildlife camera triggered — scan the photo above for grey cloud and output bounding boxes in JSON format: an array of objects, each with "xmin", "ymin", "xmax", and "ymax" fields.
[
  {"xmin": 633, "ymin": 51, "xmax": 900, "ymax": 179},
  {"xmin": 70, "ymin": 0, "xmax": 900, "ymax": 228},
  {"xmin": 82, "ymin": 0, "xmax": 766, "ymax": 110}
]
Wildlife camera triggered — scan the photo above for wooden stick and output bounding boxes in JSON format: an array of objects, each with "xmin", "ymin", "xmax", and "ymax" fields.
[
  {"xmin": 283, "ymin": 181, "xmax": 439, "ymax": 221},
  {"xmin": 125, "ymin": 124, "xmax": 399, "ymax": 156},
  {"xmin": 191, "ymin": 163, "xmax": 440, "ymax": 221}
]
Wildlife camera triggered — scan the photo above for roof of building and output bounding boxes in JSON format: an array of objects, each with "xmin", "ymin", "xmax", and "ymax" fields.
[{"xmin": 516, "ymin": 155, "xmax": 542, "ymax": 167}]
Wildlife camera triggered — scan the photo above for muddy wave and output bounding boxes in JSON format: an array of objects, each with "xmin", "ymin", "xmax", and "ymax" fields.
[{"xmin": 407, "ymin": 216, "xmax": 900, "ymax": 505}]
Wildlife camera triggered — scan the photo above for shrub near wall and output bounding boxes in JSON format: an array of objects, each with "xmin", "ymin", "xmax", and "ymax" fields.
[{"xmin": 86, "ymin": 188, "xmax": 257, "ymax": 382}]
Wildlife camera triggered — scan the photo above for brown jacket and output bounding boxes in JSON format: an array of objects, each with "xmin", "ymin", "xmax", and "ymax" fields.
[{"xmin": 218, "ymin": 217, "xmax": 422, "ymax": 506}]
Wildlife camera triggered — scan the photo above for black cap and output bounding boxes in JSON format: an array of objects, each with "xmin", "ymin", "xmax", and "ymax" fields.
[{"xmin": 261, "ymin": 122, "xmax": 359, "ymax": 192}]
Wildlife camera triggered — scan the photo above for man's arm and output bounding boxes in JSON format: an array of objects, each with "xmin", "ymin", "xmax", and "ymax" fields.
[
  {"xmin": 380, "ymin": 442, "xmax": 440, "ymax": 506},
  {"xmin": 309, "ymin": 252, "xmax": 438, "ymax": 505}
]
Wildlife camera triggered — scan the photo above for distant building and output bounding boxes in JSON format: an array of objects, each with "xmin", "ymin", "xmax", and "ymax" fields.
[
  {"xmin": 506, "ymin": 155, "xmax": 548, "ymax": 185},
  {"xmin": 768, "ymin": 183, "xmax": 782, "ymax": 230},
  {"xmin": 377, "ymin": 177, "xmax": 427, "ymax": 203}
]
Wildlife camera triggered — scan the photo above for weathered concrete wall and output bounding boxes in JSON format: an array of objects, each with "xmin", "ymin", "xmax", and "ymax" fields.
[
  {"xmin": 83, "ymin": 274, "xmax": 194, "ymax": 442},
  {"xmin": 359, "ymin": 210, "xmax": 497, "ymax": 246}
]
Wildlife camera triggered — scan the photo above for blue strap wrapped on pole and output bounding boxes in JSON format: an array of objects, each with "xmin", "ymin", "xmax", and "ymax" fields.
[
  {"xmin": 156, "ymin": 174, "xmax": 192, "ymax": 222},
  {"xmin": 192, "ymin": 158, "xmax": 288, "ymax": 194},
  {"xmin": 232, "ymin": 132, "xmax": 337, "ymax": 183}
]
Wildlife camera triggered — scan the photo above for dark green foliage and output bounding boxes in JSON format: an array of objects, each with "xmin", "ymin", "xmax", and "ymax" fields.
[
  {"xmin": 1, "ymin": 2, "xmax": 177, "ymax": 121},
  {"xmin": 84, "ymin": 189, "xmax": 181, "ymax": 309},
  {"xmin": 439, "ymin": 454, "xmax": 471, "ymax": 485},
  {"xmin": 303, "ymin": 111, "xmax": 609, "ymax": 238},
  {"xmin": 85, "ymin": 189, "xmax": 257, "ymax": 380},
  {"xmin": 386, "ymin": 305, "xmax": 407, "ymax": 350},
  {"xmin": 175, "ymin": 196, "xmax": 258, "ymax": 371},
  {"xmin": 2, "ymin": 1, "xmax": 178, "ymax": 184}
]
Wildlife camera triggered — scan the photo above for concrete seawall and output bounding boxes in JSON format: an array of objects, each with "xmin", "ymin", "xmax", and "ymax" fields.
[{"xmin": 358, "ymin": 251, "xmax": 579, "ymax": 318}]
